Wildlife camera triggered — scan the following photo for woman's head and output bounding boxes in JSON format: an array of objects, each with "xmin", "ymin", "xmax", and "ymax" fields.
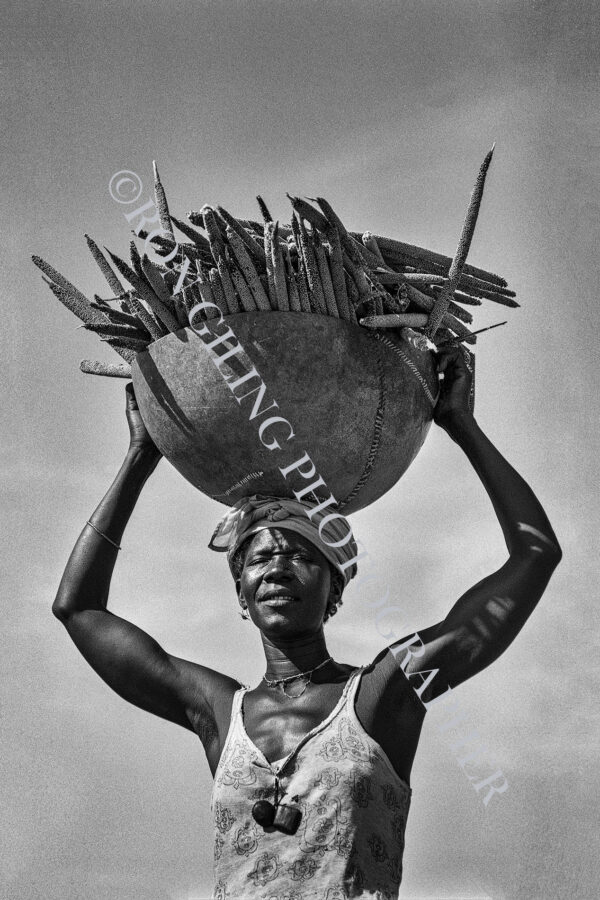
[
  {"xmin": 208, "ymin": 495, "xmax": 358, "ymax": 632},
  {"xmin": 230, "ymin": 527, "xmax": 346, "ymax": 628}
]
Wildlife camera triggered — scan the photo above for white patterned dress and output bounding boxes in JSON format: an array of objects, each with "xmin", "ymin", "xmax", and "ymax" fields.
[{"xmin": 209, "ymin": 665, "xmax": 412, "ymax": 900}]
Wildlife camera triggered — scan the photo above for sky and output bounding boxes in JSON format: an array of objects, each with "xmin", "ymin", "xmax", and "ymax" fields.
[{"xmin": 2, "ymin": 1, "xmax": 599, "ymax": 898}]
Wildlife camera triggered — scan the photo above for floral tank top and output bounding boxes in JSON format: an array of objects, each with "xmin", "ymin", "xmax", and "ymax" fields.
[{"xmin": 209, "ymin": 665, "xmax": 412, "ymax": 899}]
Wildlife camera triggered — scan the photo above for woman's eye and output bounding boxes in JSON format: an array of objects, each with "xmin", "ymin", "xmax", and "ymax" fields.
[
  {"xmin": 296, "ymin": 554, "xmax": 316, "ymax": 564},
  {"xmin": 247, "ymin": 552, "xmax": 312, "ymax": 565}
]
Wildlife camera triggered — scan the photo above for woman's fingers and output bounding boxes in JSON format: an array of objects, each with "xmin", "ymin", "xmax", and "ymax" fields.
[
  {"xmin": 435, "ymin": 346, "xmax": 463, "ymax": 376},
  {"xmin": 125, "ymin": 382, "xmax": 138, "ymax": 407}
]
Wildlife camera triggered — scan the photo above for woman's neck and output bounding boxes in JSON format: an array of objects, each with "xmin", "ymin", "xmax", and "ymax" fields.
[{"xmin": 260, "ymin": 629, "xmax": 333, "ymax": 679}]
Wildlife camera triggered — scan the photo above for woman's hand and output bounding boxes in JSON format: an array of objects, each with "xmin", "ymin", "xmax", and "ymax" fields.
[
  {"xmin": 433, "ymin": 346, "xmax": 474, "ymax": 434},
  {"xmin": 125, "ymin": 383, "xmax": 162, "ymax": 457}
]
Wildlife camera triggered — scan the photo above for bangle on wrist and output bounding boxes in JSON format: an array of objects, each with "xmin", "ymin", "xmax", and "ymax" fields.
[{"xmin": 86, "ymin": 520, "xmax": 122, "ymax": 550}]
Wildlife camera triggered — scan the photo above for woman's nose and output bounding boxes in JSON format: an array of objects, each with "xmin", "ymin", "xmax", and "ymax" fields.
[{"xmin": 264, "ymin": 555, "xmax": 293, "ymax": 580}]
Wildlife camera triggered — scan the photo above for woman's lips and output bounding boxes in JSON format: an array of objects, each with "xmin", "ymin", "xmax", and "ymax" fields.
[{"xmin": 260, "ymin": 593, "xmax": 297, "ymax": 605}]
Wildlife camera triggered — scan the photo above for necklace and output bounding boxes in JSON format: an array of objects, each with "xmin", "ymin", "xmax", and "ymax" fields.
[{"xmin": 262, "ymin": 655, "xmax": 333, "ymax": 699}]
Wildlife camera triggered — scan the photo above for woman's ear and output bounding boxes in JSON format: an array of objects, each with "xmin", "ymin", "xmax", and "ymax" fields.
[
  {"xmin": 237, "ymin": 588, "xmax": 250, "ymax": 620},
  {"xmin": 328, "ymin": 571, "xmax": 343, "ymax": 604}
]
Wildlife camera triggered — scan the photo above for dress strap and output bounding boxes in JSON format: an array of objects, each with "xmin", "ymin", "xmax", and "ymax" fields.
[
  {"xmin": 345, "ymin": 664, "xmax": 367, "ymax": 704},
  {"xmin": 209, "ymin": 684, "xmax": 248, "ymax": 811},
  {"xmin": 215, "ymin": 685, "xmax": 247, "ymax": 770},
  {"xmin": 230, "ymin": 684, "xmax": 249, "ymax": 724}
]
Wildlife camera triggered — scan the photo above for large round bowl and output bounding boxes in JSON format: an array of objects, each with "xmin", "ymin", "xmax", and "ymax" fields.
[{"xmin": 131, "ymin": 312, "xmax": 438, "ymax": 514}]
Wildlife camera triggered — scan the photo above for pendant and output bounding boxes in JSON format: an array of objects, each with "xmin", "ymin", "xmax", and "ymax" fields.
[
  {"xmin": 282, "ymin": 676, "xmax": 310, "ymax": 699},
  {"xmin": 251, "ymin": 800, "xmax": 302, "ymax": 834},
  {"xmin": 252, "ymin": 799, "xmax": 276, "ymax": 827},
  {"xmin": 272, "ymin": 803, "xmax": 302, "ymax": 834}
]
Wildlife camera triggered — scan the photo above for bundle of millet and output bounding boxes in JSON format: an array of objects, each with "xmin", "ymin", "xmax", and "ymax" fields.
[{"xmin": 33, "ymin": 148, "xmax": 516, "ymax": 380}]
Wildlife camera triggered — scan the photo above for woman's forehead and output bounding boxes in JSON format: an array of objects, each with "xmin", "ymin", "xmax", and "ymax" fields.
[{"xmin": 246, "ymin": 527, "xmax": 319, "ymax": 555}]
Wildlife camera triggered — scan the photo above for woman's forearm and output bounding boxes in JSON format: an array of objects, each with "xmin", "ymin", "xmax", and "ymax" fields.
[
  {"xmin": 446, "ymin": 412, "xmax": 561, "ymax": 560},
  {"xmin": 53, "ymin": 445, "xmax": 160, "ymax": 618}
]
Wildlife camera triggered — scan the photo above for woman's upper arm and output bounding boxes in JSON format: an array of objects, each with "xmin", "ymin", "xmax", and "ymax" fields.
[
  {"xmin": 388, "ymin": 549, "xmax": 560, "ymax": 703},
  {"xmin": 60, "ymin": 607, "xmax": 240, "ymax": 732}
]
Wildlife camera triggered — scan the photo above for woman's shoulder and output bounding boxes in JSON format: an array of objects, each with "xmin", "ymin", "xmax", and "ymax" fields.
[{"xmin": 356, "ymin": 648, "xmax": 425, "ymax": 712}]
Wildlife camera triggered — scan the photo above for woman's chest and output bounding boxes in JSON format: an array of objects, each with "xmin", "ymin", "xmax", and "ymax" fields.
[
  {"xmin": 241, "ymin": 682, "xmax": 349, "ymax": 763},
  {"xmin": 207, "ymin": 664, "xmax": 425, "ymax": 784}
]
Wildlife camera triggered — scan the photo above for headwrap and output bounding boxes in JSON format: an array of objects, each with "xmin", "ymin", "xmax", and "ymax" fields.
[{"xmin": 208, "ymin": 495, "xmax": 358, "ymax": 585}]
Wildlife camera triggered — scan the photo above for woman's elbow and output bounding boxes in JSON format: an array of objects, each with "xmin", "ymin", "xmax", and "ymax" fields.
[
  {"xmin": 52, "ymin": 597, "xmax": 71, "ymax": 622},
  {"xmin": 542, "ymin": 535, "xmax": 563, "ymax": 569},
  {"xmin": 52, "ymin": 584, "xmax": 79, "ymax": 622},
  {"xmin": 551, "ymin": 543, "xmax": 563, "ymax": 566},
  {"xmin": 512, "ymin": 530, "xmax": 563, "ymax": 569}
]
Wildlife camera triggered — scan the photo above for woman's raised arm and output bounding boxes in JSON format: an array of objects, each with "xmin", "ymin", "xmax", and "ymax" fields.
[
  {"xmin": 52, "ymin": 384, "xmax": 239, "ymax": 737},
  {"xmin": 53, "ymin": 384, "xmax": 162, "ymax": 616},
  {"xmin": 390, "ymin": 348, "xmax": 562, "ymax": 702}
]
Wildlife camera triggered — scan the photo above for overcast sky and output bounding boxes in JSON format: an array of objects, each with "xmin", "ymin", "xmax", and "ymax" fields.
[{"xmin": 2, "ymin": 1, "xmax": 599, "ymax": 898}]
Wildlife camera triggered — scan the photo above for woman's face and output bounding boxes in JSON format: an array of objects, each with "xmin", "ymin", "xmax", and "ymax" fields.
[{"xmin": 236, "ymin": 528, "xmax": 334, "ymax": 635}]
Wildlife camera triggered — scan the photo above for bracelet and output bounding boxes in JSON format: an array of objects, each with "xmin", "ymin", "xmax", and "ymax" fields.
[{"xmin": 86, "ymin": 520, "xmax": 122, "ymax": 550}]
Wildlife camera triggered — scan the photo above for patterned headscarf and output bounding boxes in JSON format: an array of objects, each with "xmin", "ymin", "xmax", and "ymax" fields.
[{"xmin": 208, "ymin": 495, "xmax": 358, "ymax": 585}]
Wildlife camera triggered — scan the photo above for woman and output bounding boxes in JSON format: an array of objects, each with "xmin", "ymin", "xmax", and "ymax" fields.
[{"xmin": 53, "ymin": 347, "xmax": 561, "ymax": 898}]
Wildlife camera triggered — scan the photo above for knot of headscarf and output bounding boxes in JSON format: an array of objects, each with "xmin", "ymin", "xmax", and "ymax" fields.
[{"xmin": 208, "ymin": 495, "xmax": 358, "ymax": 585}]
